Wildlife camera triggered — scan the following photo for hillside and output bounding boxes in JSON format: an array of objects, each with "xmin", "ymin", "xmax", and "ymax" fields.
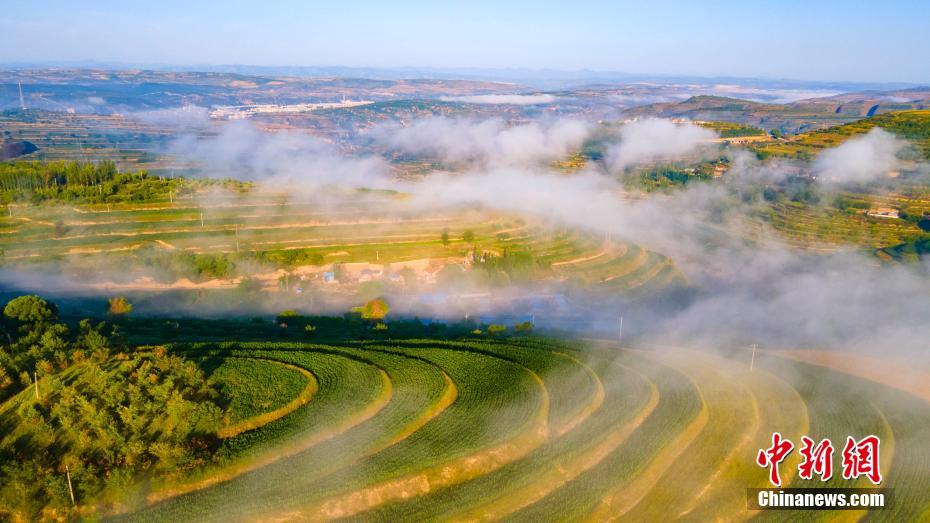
[
  {"xmin": 751, "ymin": 110, "xmax": 930, "ymax": 160},
  {"xmin": 792, "ymin": 86, "xmax": 930, "ymax": 117},
  {"xmin": 623, "ymin": 95, "xmax": 860, "ymax": 133}
]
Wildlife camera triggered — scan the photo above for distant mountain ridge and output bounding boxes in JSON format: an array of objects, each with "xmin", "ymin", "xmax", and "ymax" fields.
[{"xmin": 623, "ymin": 88, "xmax": 930, "ymax": 133}]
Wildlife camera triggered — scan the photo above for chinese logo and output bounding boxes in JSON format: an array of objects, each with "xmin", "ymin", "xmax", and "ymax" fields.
[{"xmin": 756, "ymin": 433, "xmax": 882, "ymax": 487}]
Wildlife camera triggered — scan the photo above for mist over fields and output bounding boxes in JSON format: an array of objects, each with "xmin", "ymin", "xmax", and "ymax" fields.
[{"xmin": 4, "ymin": 110, "xmax": 928, "ymax": 357}]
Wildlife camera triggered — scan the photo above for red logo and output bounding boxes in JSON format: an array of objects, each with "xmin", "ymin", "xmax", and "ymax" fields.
[
  {"xmin": 757, "ymin": 433, "xmax": 882, "ymax": 486},
  {"xmin": 756, "ymin": 432, "xmax": 794, "ymax": 487},
  {"xmin": 798, "ymin": 436, "xmax": 834, "ymax": 481},
  {"xmin": 841, "ymin": 435, "xmax": 882, "ymax": 485}
]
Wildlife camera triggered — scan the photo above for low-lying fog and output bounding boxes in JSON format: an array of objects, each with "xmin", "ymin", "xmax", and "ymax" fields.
[{"xmin": 3, "ymin": 112, "xmax": 929, "ymax": 358}]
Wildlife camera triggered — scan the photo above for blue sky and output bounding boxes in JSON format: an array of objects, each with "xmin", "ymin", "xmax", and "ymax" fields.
[{"xmin": 1, "ymin": 0, "xmax": 928, "ymax": 83}]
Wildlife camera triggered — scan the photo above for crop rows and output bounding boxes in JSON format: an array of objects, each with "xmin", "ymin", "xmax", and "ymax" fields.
[{"xmin": 104, "ymin": 338, "xmax": 930, "ymax": 522}]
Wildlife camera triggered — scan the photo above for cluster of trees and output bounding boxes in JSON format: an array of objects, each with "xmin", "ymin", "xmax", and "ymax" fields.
[
  {"xmin": 254, "ymin": 249, "xmax": 325, "ymax": 269},
  {"xmin": 0, "ymin": 295, "xmax": 74, "ymax": 402},
  {"xmin": 0, "ymin": 295, "xmax": 223, "ymax": 516},
  {"xmin": 118, "ymin": 311, "xmax": 534, "ymax": 345},
  {"xmin": 0, "ymin": 160, "xmax": 177, "ymax": 204},
  {"xmin": 471, "ymin": 248, "xmax": 547, "ymax": 286},
  {"xmin": 761, "ymin": 177, "xmax": 822, "ymax": 205},
  {"xmin": 128, "ymin": 248, "xmax": 240, "ymax": 282},
  {"xmin": 440, "ymin": 228, "xmax": 476, "ymax": 246},
  {"xmin": 0, "ymin": 160, "xmax": 251, "ymax": 204},
  {"xmin": 0, "ymin": 160, "xmax": 118, "ymax": 192},
  {"xmin": 125, "ymin": 247, "xmax": 339, "ymax": 285},
  {"xmin": 623, "ymin": 160, "xmax": 725, "ymax": 192},
  {"xmin": 485, "ymin": 321, "xmax": 533, "ymax": 336},
  {"xmin": 833, "ymin": 196, "xmax": 871, "ymax": 212}
]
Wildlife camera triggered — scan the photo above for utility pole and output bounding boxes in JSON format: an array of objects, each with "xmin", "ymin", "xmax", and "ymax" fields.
[
  {"xmin": 18, "ymin": 81, "xmax": 26, "ymax": 110},
  {"xmin": 65, "ymin": 464, "xmax": 75, "ymax": 506},
  {"xmin": 34, "ymin": 371, "xmax": 40, "ymax": 400},
  {"xmin": 750, "ymin": 343, "xmax": 757, "ymax": 372},
  {"xmin": 235, "ymin": 224, "xmax": 240, "ymax": 253},
  {"xmin": 200, "ymin": 211, "xmax": 204, "ymax": 228},
  {"xmin": 618, "ymin": 315, "xmax": 624, "ymax": 344}
]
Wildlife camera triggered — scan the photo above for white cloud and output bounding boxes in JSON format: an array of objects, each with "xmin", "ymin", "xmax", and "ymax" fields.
[
  {"xmin": 170, "ymin": 121, "xmax": 390, "ymax": 187},
  {"xmin": 133, "ymin": 105, "xmax": 212, "ymax": 129},
  {"xmin": 380, "ymin": 117, "xmax": 589, "ymax": 167},
  {"xmin": 606, "ymin": 117, "xmax": 718, "ymax": 171},
  {"xmin": 813, "ymin": 128, "xmax": 906, "ymax": 183}
]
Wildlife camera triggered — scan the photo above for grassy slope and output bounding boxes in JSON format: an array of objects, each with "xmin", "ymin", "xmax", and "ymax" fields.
[{"xmin": 752, "ymin": 110, "xmax": 930, "ymax": 159}]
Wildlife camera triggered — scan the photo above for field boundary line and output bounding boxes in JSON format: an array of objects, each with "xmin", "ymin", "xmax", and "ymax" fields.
[
  {"xmin": 275, "ymin": 362, "xmax": 551, "ymax": 521},
  {"xmin": 773, "ymin": 350, "xmax": 930, "ymax": 405},
  {"xmin": 552, "ymin": 352, "xmax": 606, "ymax": 437},
  {"xmin": 451, "ymin": 363, "xmax": 659, "ymax": 522},
  {"xmin": 587, "ymin": 352, "xmax": 711, "ymax": 522},
  {"xmin": 551, "ymin": 247, "xmax": 610, "ymax": 267},
  {"xmin": 141, "ymin": 367, "xmax": 393, "ymax": 508},
  {"xmin": 216, "ymin": 358, "xmax": 319, "ymax": 439}
]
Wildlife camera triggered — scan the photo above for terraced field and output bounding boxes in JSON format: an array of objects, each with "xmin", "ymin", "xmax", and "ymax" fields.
[
  {"xmin": 756, "ymin": 200, "xmax": 926, "ymax": 250},
  {"xmin": 0, "ymin": 197, "xmax": 684, "ymax": 296},
  {"xmin": 83, "ymin": 339, "xmax": 929, "ymax": 522},
  {"xmin": 750, "ymin": 110, "xmax": 930, "ymax": 160}
]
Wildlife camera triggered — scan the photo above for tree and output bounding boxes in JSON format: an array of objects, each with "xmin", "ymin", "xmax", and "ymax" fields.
[
  {"xmin": 358, "ymin": 298, "xmax": 390, "ymax": 321},
  {"xmin": 487, "ymin": 324, "xmax": 507, "ymax": 336},
  {"xmin": 514, "ymin": 321, "xmax": 534, "ymax": 335},
  {"xmin": 276, "ymin": 310, "xmax": 303, "ymax": 327},
  {"xmin": 462, "ymin": 229, "xmax": 475, "ymax": 243},
  {"xmin": 440, "ymin": 228, "xmax": 450, "ymax": 246},
  {"xmin": 106, "ymin": 296, "xmax": 133, "ymax": 316},
  {"xmin": 4, "ymin": 295, "xmax": 57, "ymax": 323}
]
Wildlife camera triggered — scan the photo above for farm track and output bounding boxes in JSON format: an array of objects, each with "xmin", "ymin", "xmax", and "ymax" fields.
[{"xmin": 550, "ymin": 246, "xmax": 610, "ymax": 267}]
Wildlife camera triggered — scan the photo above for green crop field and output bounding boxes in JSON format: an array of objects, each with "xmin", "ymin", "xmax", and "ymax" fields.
[
  {"xmin": 2, "ymin": 296, "xmax": 929, "ymax": 521},
  {"xmin": 4, "ymin": 337, "xmax": 922, "ymax": 521}
]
